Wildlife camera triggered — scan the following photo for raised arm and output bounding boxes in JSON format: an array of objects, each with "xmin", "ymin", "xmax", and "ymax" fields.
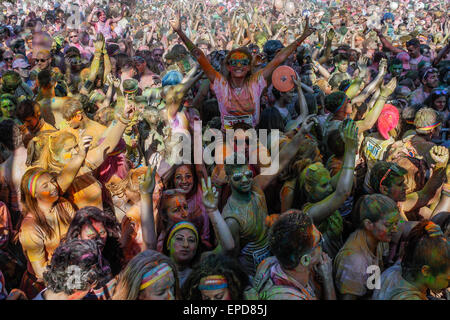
[
  {"xmin": 254, "ymin": 115, "xmax": 317, "ymax": 190},
  {"xmin": 169, "ymin": 14, "xmax": 219, "ymax": 83},
  {"xmin": 350, "ymin": 58, "xmax": 387, "ymax": 105},
  {"xmin": 56, "ymin": 135, "xmax": 92, "ymax": 193},
  {"xmin": 86, "ymin": 96, "xmax": 135, "ymax": 168},
  {"xmin": 292, "ymin": 75, "xmax": 309, "ymax": 120},
  {"xmin": 401, "ymin": 147, "xmax": 449, "ymax": 213},
  {"xmin": 355, "ymin": 77, "xmax": 396, "ymax": 134},
  {"xmin": 201, "ymin": 177, "xmax": 234, "ymax": 252},
  {"xmin": 305, "ymin": 120, "xmax": 357, "ymax": 224},
  {"xmin": 318, "ymin": 28, "xmax": 334, "ymax": 65},
  {"xmin": 261, "ymin": 17, "xmax": 315, "ymax": 83},
  {"xmin": 139, "ymin": 159, "xmax": 159, "ymax": 251},
  {"xmin": 376, "ymin": 29, "xmax": 404, "ymax": 55}
]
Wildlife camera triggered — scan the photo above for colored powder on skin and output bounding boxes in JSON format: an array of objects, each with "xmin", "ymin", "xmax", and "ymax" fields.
[{"xmin": 230, "ymin": 52, "xmax": 248, "ymax": 61}]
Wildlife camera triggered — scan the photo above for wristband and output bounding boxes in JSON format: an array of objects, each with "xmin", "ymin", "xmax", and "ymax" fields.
[
  {"xmin": 84, "ymin": 80, "xmax": 93, "ymax": 91},
  {"xmin": 342, "ymin": 166, "xmax": 355, "ymax": 170},
  {"xmin": 442, "ymin": 190, "xmax": 450, "ymax": 197}
]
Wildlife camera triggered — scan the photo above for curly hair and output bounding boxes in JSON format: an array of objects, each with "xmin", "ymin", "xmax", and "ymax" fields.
[
  {"xmin": 64, "ymin": 206, "xmax": 124, "ymax": 276},
  {"xmin": 43, "ymin": 239, "xmax": 111, "ymax": 295},
  {"xmin": 401, "ymin": 221, "xmax": 450, "ymax": 282},
  {"xmin": 269, "ymin": 209, "xmax": 315, "ymax": 270},
  {"xmin": 182, "ymin": 254, "xmax": 249, "ymax": 300},
  {"xmin": 325, "ymin": 91, "xmax": 348, "ymax": 113},
  {"xmin": 112, "ymin": 249, "xmax": 180, "ymax": 300},
  {"xmin": 414, "ymin": 107, "xmax": 441, "ymax": 135}
]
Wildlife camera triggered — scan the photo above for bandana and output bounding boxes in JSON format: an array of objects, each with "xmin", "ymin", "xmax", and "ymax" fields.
[{"xmin": 417, "ymin": 121, "xmax": 441, "ymax": 131}]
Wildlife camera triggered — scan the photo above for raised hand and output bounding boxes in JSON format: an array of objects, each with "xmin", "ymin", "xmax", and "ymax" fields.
[
  {"xmin": 299, "ymin": 115, "xmax": 319, "ymax": 135},
  {"xmin": 123, "ymin": 95, "xmax": 136, "ymax": 120},
  {"xmin": 139, "ymin": 154, "xmax": 160, "ymax": 195},
  {"xmin": 291, "ymin": 74, "xmax": 302, "ymax": 88},
  {"xmin": 316, "ymin": 252, "xmax": 333, "ymax": 279},
  {"xmin": 357, "ymin": 55, "xmax": 368, "ymax": 71},
  {"xmin": 429, "ymin": 145, "xmax": 449, "ymax": 169},
  {"xmin": 378, "ymin": 58, "xmax": 388, "ymax": 75},
  {"xmin": 326, "ymin": 28, "xmax": 335, "ymax": 41},
  {"xmin": 300, "ymin": 17, "xmax": 316, "ymax": 39},
  {"xmin": 380, "ymin": 77, "xmax": 397, "ymax": 97},
  {"xmin": 201, "ymin": 176, "xmax": 219, "ymax": 211},
  {"xmin": 77, "ymin": 131, "xmax": 93, "ymax": 158},
  {"xmin": 341, "ymin": 119, "xmax": 358, "ymax": 148},
  {"xmin": 169, "ymin": 13, "xmax": 181, "ymax": 31}
]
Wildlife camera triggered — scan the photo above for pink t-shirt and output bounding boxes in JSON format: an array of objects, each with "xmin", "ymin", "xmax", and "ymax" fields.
[{"xmin": 212, "ymin": 71, "xmax": 267, "ymax": 130}]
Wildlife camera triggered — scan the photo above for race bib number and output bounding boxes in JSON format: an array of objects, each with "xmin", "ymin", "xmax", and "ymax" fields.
[
  {"xmin": 365, "ymin": 139, "xmax": 382, "ymax": 160},
  {"xmin": 223, "ymin": 114, "xmax": 253, "ymax": 130}
]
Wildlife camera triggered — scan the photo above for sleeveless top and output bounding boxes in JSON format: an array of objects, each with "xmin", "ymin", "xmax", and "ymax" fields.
[{"xmin": 222, "ymin": 184, "xmax": 270, "ymax": 277}]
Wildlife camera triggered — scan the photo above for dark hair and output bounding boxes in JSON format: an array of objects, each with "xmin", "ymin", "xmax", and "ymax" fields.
[
  {"xmin": 37, "ymin": 69, "xmax": 53, "ymax": 88},
  {"xmin": 327, "ymin": 129, "xmax": 345, "ymax": 158},
  {"xmin": 257, "ymin": 107, "xmax": 285, "ymax": 132},
  {"xmin": 182, "ymin": 254, "xmax": 249, "ymax": 300},
  {"xmin": 65, "ymin": 207, "xmax": 124, "ymax": 276},
  {"xmin": 401, "ymin": 221, "xmax": 450, "ymax": 282},
  {"xmin": 0, "ymin": 119, "xmax": 22, "ymax": 151},
  {"xmin": 16, "ymin": 99, "xmax": 37, "ymax": 122},
  {"xmin": 269, "ymin": 210, "xmax": 315, "ymax": 270},
  {"xmin": 43, "ymin": 239, "xmax": 111, "ymax": 295},
  {"xmin": 423, "ymin": 88, "xmax": 448, "ymax": 110},
  {"xmin": 369, "ymin": 161, "xmax": 407, "ymax": 194},
  {"xmin": 406, "ymin": 38, "xmax": 420, "ymax": 48},
  {"xmin": 334, "ymin": 53, "xmax": 349, "ymax": 65},
  {"xmin": 325, "ymin": 91, "xmax": 347, "ymax": 113}
]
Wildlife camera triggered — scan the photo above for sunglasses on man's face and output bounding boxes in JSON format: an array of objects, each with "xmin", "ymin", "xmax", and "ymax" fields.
[
  {"xmin": 229, "ymin": 59, "xmax": 250, "ymax": 67},
  {"xmin": 36, "ymin": 58, "xmax": 49, "ymax": 63},
  {"xmin": 433, "ymin": 89, "xmax": 448, "ymax": 95},
  {"xmin": 232, "ymin": 170, "xmax": 253, "ymax": 182},
  {"xmin": 4, "ymin": 57, "xmax": 13, "ymax": 61}
]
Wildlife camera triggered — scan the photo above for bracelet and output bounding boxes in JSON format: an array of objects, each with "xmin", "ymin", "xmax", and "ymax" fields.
[
  {"xmin": 443, "ymin": 183, "xmax": 450, "ymax": 193},
  {"xmin": 442, "ymin": 190, "xmax": 450, "ymax": 197},
  {"xmin": 117, "ymin": 115, "xmax": 131, "ymax": 125}
]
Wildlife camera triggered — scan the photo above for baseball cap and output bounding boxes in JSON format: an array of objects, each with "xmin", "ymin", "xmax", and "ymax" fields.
[
  {"xmin": 12, "ymin": 58, "xmax": 30, "ymax": 69},
  {"xmin": 377, "ymin": 104, "xmax": 399, "ymax": 140}
]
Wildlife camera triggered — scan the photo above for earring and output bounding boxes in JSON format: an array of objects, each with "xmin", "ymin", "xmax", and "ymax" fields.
[{"xmin": 300, "ymin": 254, "xmax": 311, "ymax": 267}]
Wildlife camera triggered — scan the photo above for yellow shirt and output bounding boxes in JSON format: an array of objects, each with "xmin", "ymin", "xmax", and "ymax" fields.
[{"xmin": 19, "ymin": 198, "xmax": 75, "ymax": 265}]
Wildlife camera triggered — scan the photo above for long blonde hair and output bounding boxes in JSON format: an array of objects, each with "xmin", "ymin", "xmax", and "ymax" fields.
[{"xmin": 20, "ymin": 167, "xmax": 73, "ymax": 239}]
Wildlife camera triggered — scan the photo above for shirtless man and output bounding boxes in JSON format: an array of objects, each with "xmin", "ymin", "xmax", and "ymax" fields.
[
  {"xmin": 133, "ymin": 56, "xmax": 160, "ymax": 90},
  {"xmin": 36, "ymin": 69, "xmax": 68, "ymax": 129},
  {"xmin": 0, "ymin": 120, "xmax": 28, "ymax": 226}
]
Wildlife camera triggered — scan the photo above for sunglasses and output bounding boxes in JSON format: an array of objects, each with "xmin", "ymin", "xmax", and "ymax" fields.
[
  {"xmin": 4, "ymin": 57, "xmax": 13, "ymax": 61},
  {"xmin": 433, "ymin": 89, "xmax": 448, "ymax": 95},
  {"xmin": 231, "ymin": 170, "xmax": 253, "ymax": 182},
  {"xmin": 229, "ymin": 59, "xmax": 250, "ymax": 67},
  {"xmin": 379, "ymin": 164, "xmax": 403, "ymax": 190},
  {"xmin": 36, "ymin": 58, "xmax": 50, "ymax": 63}
]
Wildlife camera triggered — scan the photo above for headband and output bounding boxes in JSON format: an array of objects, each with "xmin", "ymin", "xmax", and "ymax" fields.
[
  {"xmin": 140, "ymin": 263, "xmax": 172, "ymax": 291},
  {"xmin": 405, "ymin": 119, "xmax": 415, "ymax": 125},
  {"xmin": 124, "ymin": 87, "xmax": 138, "ymax": 95},
  {"xmin": 335, "ymin": 96, "xmax": 348, "ymax": 113},
  {"xmin": 198, "ymin": 275, "xmax": 228, "ymax": 291},
  {"xmin": 417, "ymin": 121, "xmax": 441, "ymax": 131},
  {"xmin": 28, "ymin": 171, "xmax": 45, "ymax": 198},
  {"xmin": 166, "ymin": 221, "xmax": 199, "ymax": 249}
]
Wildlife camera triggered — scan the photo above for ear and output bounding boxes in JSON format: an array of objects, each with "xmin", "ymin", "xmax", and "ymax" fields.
[
  {"xmin": 305, "ymin": 183, "xmax": 312, "ymax": 193},
  {"xmin": 363, "ymin": 219, "xmax": 373, "ymax": 231},
  {"xmin": 420, "ymin": 265, "xmax": 431, "ymax": 278},
  {"xmin": 379, "ymin": 184, "xmax": 389, "ymax": 195}
]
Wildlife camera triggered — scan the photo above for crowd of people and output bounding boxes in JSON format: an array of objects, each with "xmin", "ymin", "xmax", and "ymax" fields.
[{"xmin": 0, "ymin": 0, "xmax": 449, "ymax": 301}]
